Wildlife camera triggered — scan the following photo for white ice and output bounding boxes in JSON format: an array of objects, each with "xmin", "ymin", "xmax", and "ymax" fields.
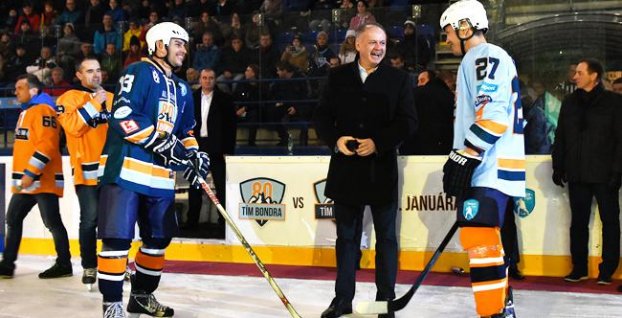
[{"xmin": 0, "ymin": 255, "xmax": 621, "ymax": 317}]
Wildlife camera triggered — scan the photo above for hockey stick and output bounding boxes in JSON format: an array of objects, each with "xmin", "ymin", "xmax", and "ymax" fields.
[
  {"xmin": 188, "ymin": 165, "xmax": 302, "ymax": 318},
  {"xmin": 356, "ymin": 222, "xmax": 459, "ymax": 314}
]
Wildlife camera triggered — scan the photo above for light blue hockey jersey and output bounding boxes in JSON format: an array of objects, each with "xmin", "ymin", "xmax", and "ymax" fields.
[
  {"xmin": 453, "ymin": 42, "xmax": 525, "ymax": 198},
  {"xmin": 99, "ymin": 58, "xmax": 198, "ymax": 197}
]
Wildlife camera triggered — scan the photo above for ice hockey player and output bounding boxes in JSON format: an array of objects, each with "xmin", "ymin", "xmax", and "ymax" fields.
[
  {"xmin": 440, "ymin": 0, "xmax": 524, "ymax": 317},
  {"xmin": 96, "ymin": 22, "xmax": 210, "ymax": 317}
]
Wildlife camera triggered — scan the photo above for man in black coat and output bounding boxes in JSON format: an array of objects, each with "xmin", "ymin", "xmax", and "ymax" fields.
[
  {"xmin": 314, "ymin": 23, "xmax": 417, "ymax": 318},
  {"xmin": 185, "ymin": 68, "xmax": 237, "ymax": 237},
  {"xmin": 400, "ymin": 70, "xmax": 453, "ymax": 155},
  {"xmin": 552, "ymin": 58, "xmax": 622, "ymax": 285}
]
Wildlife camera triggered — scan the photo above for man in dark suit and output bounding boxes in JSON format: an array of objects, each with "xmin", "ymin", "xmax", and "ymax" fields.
[
  {"xmin": 185, "ymin": 68, "xmax": 236, "ymax": 237},
  {"xmin": 314, "ymin": 23, "xmax": 417, "ymax": 318}
]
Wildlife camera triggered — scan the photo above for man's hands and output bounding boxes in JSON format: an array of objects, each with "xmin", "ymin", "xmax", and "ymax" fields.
[
  {"xmin": 552, "ymin": 170, "xmax": 566, "ymax": 188},
  {"xmin": 336, "ymin": 136, "xmax": 376, "ymax": 157},
  {"xmin": 183, "ymin": 151, "xmax": 210, "ymax": 188},
  {"xmin": 146, "ymin": 133, "xmax": 191, "ymax": 166},
  {"xmin": 87, "ymin": 110, "xmax": 111, "ymax": 128},
  {"xmin": 442, "ymin": 149, "xmax": 482, "ymax": 199}
]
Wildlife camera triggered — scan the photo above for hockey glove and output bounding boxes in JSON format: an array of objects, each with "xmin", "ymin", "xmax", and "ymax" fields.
[
  {"xmin": 183, "ymin": 151, "xmax": 210, "ymax": 188},
  {"xmin": 87, "ymin": 110, "xmax": 111, "ymax": 128},
  {"xmin": 552, "ymin": 170, "xmax": 566, "ymax": 188},
  {"xmin": 146, "ymin": 133, "xmax": 191, "ymax": 166},
  {"xmin": 443, "ymin": 149, "xmax": 482, "ymax": 199}
]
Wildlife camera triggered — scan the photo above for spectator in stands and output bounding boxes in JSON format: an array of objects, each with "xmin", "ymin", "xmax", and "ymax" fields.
[
  {"xmin": 26, "ymin": 46, "xmax": 57, "ymax": 85},
  {"xmin": 41, "ymin": 1, "xmax": 58, "ymax": 35},
  {"xmin": 554, "ymin": 63, "xmax": 577, "ymax": 99},
  {"xmin": 233, "ymin": 64, "xmax": 263, "ymax": 146},
  {"xmin": 531, "ymin": 79, "xmax": 561, "ymax": 146},
  {"xmin": 77, "ymin": 42, "xmax": 96, "ymax": 61},
  {"xmin": 57, "ymin": 23, "xmax": 82, "ymax": 79},
  {"xmin": 13, "ymin": 21, "xmax": 39, "ymax": 58},
  {"xmin": 122, "ymin": 19, "xmax": 143, "ymax": 53},
  {"xmin": 209, "ymin": 0, "xmax": 236, "ymax": 18},
  {"xmin": 186, "ymin": 67, "xmax": 200, "ymax": 90},
  {"xmin": 400, "ymin": 69, "xmax": 452, "ymax": 155},
  {"xmin": 14, "ymin": 2, "xmax": 40, "ymax": 34},
  {"xmin": 389, "ymin": 53, "xmax": 405, "ymax": 70},
  {"xmin": 313, "ymin": 0, "xmax": 335, "ymax": 10},
  {"xmin": 252, "ymin": 32, "xmax": 280, "ymax": 79},
  {"xmin": 341, "ymin": 0, "xmax": 354, "ymax": 9},
  {"xmin": 84, "ymin": 0, "xmax": 106, "ymax": 28},
  {"xmin": 309, "ymin": 31, "xmax": 336, "ymax": 93},
  {"xmin": 56, "ymin": 0, "xmax": 84, "ymax": 27},
  {"xmin": 613, "ymin": 77, "xmax": 622, "ymax": 94},
  {"xmin": 417, "ymin": 69, "xmax": 431, "ymax": 86},
  {"xmin": 0, "ymin": 32, "xmax": 15, "ymax": 60},
  {"xmin": 217, "ymin": 35, "xmax": 250, "ymax": 93},
  {"xmin": 168, "ymin": 0, "xmax": 189, "ymax": 22},
  {"xmin": 107, "ymin": 0, "xmax": 128, "ymax": 23},
  {"xmin": 192, "ymin": 31, "xmax": 221, "ymax": 73},
  {"xmin": 397, "ymin": 19, "xmax": 433, "ymax": 72},
  {"xmin": 521, "ymin": 81, "xmax": 550, "ymax": 154},
  {"xmin": 269, "ymin": 61, "xmax": 311, "ymax": 146},
  {"xmin": 4, "ymin": 8, "xmax": 19, "ymax": 33},
  {"xmin": 437, "ymin": 69, "xmax": 456, "ymax": 92},
  {"xmin": 244, "ymin": 11, "xmax": 270, "ymax": 49},
  {"xmin": 139, "ymin": 10, "xmax": 160, "ymax": 44},
  {"xmin": 123, "ymin": 36, "xmax": 144, "ymax": 68},
  {"xmin": 0, "ymin": 55, "xmax": 6, "ymax": 85},
  {"xmin": 100, "ymin": 43, "xmax": 122, "ymax": 84},
  {"xmin": 328, "ymin": 56, "xmax": 341, "ymax": 68},
  {"xmin": 281, "ymin": 34, "xmax": 309, "ymax": 74},
  {"xmin": 220, "ymin": 12, "xmax": 244, "ymax": 43},
  {"xmin": 93, "ymin": 13, "xmax": 122, "ymax": 56},
  {"xmin": 260, "ymin": 0, "xmax": 283, "ymax": 22},
  {"xmin": 348, "ymin": 1, "xmax": 375, "ymax": 31},
  {"xmin": 552, "ymin": 58, "xmax": 622, "ymax": 285},
  {"xmin": 186, "ymin": 67, "xmax": 236, "ymax": 238},
  {"xmin": 338, "ymin": 30, "xmax": 357, "ymax": 64},
  {"xmin": 43, "ymin": 67, "xmax": 71, "ymax": 97},
  {"xmin": 193, "ymin": 10, "xmax": 225, "ymax": 47},
  {"xmin": 5, "ymin": 46, "xmax": 31, "ymax": 84}
]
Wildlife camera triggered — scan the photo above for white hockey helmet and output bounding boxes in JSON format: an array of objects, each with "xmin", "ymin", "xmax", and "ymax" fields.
[
  {"xmin": 145, "ymin": 22, "xmax": 189, "ymax": 55},
  {"xmin": 439, "ymin": 0, "xmax": 488, "ymax": 32}
]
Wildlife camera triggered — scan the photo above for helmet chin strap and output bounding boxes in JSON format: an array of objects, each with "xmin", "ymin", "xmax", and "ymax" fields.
[{"xmin": 457, "ymin": 27, "xmax": 475, "ymax": 56}]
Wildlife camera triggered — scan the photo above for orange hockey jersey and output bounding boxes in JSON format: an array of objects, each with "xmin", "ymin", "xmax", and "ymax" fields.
[
  {"xmin": 56, "ymin": 87, "xmax": 113, "ymax": 186},
  {"xmin": 12, "ymin": 93, "xmax": 63, "ymax": 196}
]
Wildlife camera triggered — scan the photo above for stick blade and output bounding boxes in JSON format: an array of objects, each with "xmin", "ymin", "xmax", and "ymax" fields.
[{"xmin": 355, "ymin": 301, "xmax": 389, "ymax": 314}]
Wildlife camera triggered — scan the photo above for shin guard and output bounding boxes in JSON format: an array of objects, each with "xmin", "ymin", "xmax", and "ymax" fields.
[{"xmin": 460, "ymin": 226, "xmax": 507, "ymax": 317}]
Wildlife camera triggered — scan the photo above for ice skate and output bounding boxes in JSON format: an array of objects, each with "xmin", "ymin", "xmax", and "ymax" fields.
[
  {"xmin": 82, "ymin": 268, "xmax": 97, "ymax": 291},
  {"xmin": 124, "ymin": 266, "xmax": 133, "ymax": 282},
  {"xmin": 103, "ymin": 301, "xmax": 126, "ymax": 318},
  {"xmin": 127, "ymin": 291, "xmax": 174, "ymax": 317}
]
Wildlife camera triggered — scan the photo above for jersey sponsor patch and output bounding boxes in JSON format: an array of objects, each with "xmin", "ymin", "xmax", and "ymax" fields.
[
  {"xmin": 478, "ymin": 82, "xmax": 498, "ymax": 92},
  {"xmin": 15, "ymin": 128, "xmax": 29, "ymax": 140},
  {"xmin": 114, "ymin": 106, "xmax": 132, "ymax": 119},
  {"xmin": 462, "ymin": 199, "xmax": 479, "ymax": 221},
  {"xmin": 475, "ymin": 94, "xmax": 492, "ymax": 107},
  {"xmin": 119, "ymin": 119, "xmax": 139, "ymax": 134}
]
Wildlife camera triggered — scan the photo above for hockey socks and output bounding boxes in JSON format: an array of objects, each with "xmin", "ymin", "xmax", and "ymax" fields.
[
  {"xmin": 460, "ymin": 226, "xmax": 508, "ymax": 317},
  {"xmin": 133, "ymin": 247, "xmax": 165, "ymax": 294},
  {"xmin": 98, "ymin": 250, "xmax": 129, "ymax": 302}
]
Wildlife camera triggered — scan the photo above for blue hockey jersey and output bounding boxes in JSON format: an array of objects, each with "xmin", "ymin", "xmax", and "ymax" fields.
[
  {"xmin": 454, "ymin": 42, "xmax": 526, "ymax": 198},
  {"xmin": 99, "ymin": 58, "xmax": 198, "ymax": 198}
]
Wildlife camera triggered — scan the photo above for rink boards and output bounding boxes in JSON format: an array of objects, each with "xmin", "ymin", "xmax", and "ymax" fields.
[{"xmin": 3, "ymin": 155, "xmax": 622, "ymax": 279}]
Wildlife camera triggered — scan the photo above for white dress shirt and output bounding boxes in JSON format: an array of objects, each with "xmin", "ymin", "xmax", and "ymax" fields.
[{"xmin": 200, "ymin": 90, "xmax": 214, "ymax": 137}]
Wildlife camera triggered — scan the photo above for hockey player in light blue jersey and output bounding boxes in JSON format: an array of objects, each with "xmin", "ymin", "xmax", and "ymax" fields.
[
  {"xmin": 440, "ymin": 1, "xmax": 524, "ymax": 317},
  {"xmin": 97, "ymin": 22, "xmax": 210, "ymax": 318}
]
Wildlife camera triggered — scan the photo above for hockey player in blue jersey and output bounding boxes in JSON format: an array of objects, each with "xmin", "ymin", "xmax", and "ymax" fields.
[
  {"xmin": 96, "ymin": 22, "xmax": 210, "ymax": 318},
  {"xmin": 440, "ymin": 1, "xmax": 525, "ymax": 317}
]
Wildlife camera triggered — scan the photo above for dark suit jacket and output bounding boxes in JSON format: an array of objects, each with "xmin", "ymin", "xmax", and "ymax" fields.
[
  {"xmin": 314, "ymin": 62, "xmax": 417, "ymax": 205},
  {"xmin": 193, "ymin": 87, "xmax": 237, "ymax": 157}
]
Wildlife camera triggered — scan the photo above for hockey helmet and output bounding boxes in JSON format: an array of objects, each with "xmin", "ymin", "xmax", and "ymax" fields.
[
  {"xmin": 439, "ymin": 0, "xmax": 488, "ymax": 32},
  {"xmin": 145, "ymin": 22, "xmax": 189, "ymax": 55}
]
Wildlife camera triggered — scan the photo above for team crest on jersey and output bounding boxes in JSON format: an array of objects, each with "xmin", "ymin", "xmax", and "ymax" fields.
[
  {"xmin": 313, "ymin": 179, "xmax": 334, "ymax": 219},
  {"xmin": 239, "ymin": 178, "xmax": 286, "ymax": 226},
  {"xmin": 179, "ymin": 83, "xmax": 187, "ymax": 96},
  {"xmin": 462, "ymin": 199, "xmax": 479, "ymax": 221},
  {"xmin": 152, "ymin": 69, "xmax": 160, "ymax": 83},
  {"xmin": 513, "ymin": 188, "xmax": 535, "ymax": 218}
]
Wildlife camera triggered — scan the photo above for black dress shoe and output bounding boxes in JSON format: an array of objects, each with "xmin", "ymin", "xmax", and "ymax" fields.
[
  {"xmin": 321, "ymin": 298, "xmax": 352, "ymax": 318},
  {"xmin": 379, "ymin": 313, "xmax": 395, "ymax": 318},
  {"xmin": 508, "ymin": 266, "xmax": 525, "ymax": 280}
]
